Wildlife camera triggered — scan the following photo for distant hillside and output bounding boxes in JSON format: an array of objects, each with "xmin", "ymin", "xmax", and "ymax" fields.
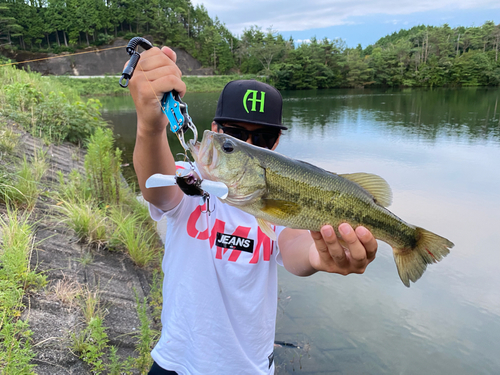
[
  {"xmin": 0, "ymin": 0, "xmax": 235, "ymax": 73},
  {"xmin": 1, "ymin": 0, "xmax": 499, "ymax": 87}
]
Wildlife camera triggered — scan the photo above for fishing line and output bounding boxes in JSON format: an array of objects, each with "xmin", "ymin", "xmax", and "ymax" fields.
[
  {"xmin": 1, "ymin": 41, "xmax": 167, "ymax": 123},
  {"xmin": 0, "ymin": 45, "xmax": 125, "ymax": 67}
]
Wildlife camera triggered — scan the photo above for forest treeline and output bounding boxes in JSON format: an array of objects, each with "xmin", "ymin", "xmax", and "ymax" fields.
[{"xmin": 1, "ymin": 0, "xmax": 499, "ymax": 88}]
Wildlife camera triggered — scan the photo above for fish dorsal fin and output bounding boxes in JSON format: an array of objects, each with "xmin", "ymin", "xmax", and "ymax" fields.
[
  {"xmin": 256, "ymin": 218, "xmax": 277, "ymax": 241},
  {"xmin": 339, "ymin": 172, "xmax": 393, "ymax": 207}
]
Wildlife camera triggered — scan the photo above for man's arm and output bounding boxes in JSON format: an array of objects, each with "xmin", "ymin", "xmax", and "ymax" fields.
[
  {"xmin": 128, "ymin": 46, "xmax": 185, "ymax": 211},
  {"xmin": 278, "ymin": 224, "xmax": 378, "ymax": 277}
]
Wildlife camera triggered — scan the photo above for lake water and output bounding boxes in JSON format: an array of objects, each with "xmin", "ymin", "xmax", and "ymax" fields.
[{"xmin": 101, "ymin": 87, "xmax": 500, "ymax": 375}]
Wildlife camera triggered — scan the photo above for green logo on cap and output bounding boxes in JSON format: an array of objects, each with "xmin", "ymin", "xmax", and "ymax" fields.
[{"xmin": 243, "ymin": 90, "xmax": 266, "ymax": 114}]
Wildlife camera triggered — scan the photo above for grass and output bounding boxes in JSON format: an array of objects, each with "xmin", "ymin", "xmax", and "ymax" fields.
[
  {"xmin": 149, "ymin": 270, "xmax": 164, "ymax": 324},
  {"xmin": 71, "ymin": 286, "xmax": 137, "ymax": 375},
  {"xmin": 0, "ymin": 208, "xmax": 47, "ymax": 374},
  {"xmin": 183, "ymin": 74, "xmax": 264, "ymax": 92},
  {"xmin": 134, "ymin": 292, "xmax": 157, "ymax": 373},
  {"xmin": 49, "ymin": 76, "xmax": 127, "ymax": 97},
  {"xmin": 55, "ymin": 198, "xmax": 109, "ymax": 249},
  {"xmin": 0, "ymin": 65, "xmax": 107, "ymax": 145},
  {"xmin": 0, "ymin": 65, "xmax": 80, "ymax": 102},
  {"xmin": 51, "ymin": 275, "xmax": 82, "ymax": 309},
  {"xmin": 0, "ymin": 65, "xmax": 164, "ymax": 372},
  {"xmin": 0, "ymin": 150, "xmax": 48, "ymax": 210},
  {"xmin": 0, "ymin": 118, "xmax": 20, "ymax": 154},
  {"xmin": 76, "ymin": 251, "xmax": 94, "ymax": 266},
  {"xmin": 109, "ymin": 208, "xmax": 159, "ymax": 267},
  {"xmin": 52, "ymin": 129, "xmax": 161, "ymax": 267},
  {"xmin": 45, "ymin": 74, "xmax": 264, "ymax": 97},
  {"xmin": 71, "ymin": 286, "xmax": 109, "ymax": 374},
  {"xmin": 84, "ymin": 127, "xmax": 123, "ymax": 205},
  {"xmin": 55, "ymin": 169, "xmax": 91, "ymax": 203}
]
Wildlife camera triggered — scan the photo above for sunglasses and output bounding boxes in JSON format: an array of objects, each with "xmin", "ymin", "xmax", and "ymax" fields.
[{"xmin": 216, "ymin": 123, "xmax": 280, "ymax": 149}]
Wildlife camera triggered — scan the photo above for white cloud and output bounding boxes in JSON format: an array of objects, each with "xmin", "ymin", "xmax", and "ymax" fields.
[{"xmin": 190, "ymin": 0, "xmax": 499, "ymax": 35}]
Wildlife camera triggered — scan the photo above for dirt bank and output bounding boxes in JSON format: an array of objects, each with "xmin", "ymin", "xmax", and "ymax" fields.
[
  {"xmin": 1, "ymin": 119, "xmax": 158, "ymax": 374},
  {"xmin": 1, "ymin": 38, "xmax": 213, "ymax": 77}
]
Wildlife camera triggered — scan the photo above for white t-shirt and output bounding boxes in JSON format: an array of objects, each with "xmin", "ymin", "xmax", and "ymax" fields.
[{"xmin": 149, "ymin": 166, "xmax": 285, "ymax": 375}]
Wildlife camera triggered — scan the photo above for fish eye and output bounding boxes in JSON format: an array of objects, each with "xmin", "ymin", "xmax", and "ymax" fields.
[{"xmin": 222, "ymin": 140, "xmax": 235, "ymax": 153}]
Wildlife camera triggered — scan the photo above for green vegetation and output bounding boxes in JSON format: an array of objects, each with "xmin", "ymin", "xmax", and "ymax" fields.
[
  {"xmin": 50, "ymin": 76, "xmax": 128, "ymax": 96},
  {"xmin": 0, "ymin": 120, "xmax": 19, "ymax": 153},
  {"xmin": 134, "ymin": 292, "xmax": 157, "ymax": 373},
  {"xmin": 70, "ymin": 285, "xmax": 160, "ymax": 374},
  {"xmin": 1, "ymin": 0, "xmax": 498, "ymax": 87},
  {"xmin": 183, "ymin": 74, "xmax": 265, "ymax": 92},
  {"xmin": 0, "ymin": 209, "xmax": 47, "ymax": 374},
  {"xmin": 263, "ymin": 23, "xmax": 500, "ymax": 89},
  {"xmin": 0, "ymin": 64, "xmax": 108, "ymax": 145},
  {"xmin": 47, "ymin": 74, "xmax": 264, "ymax": 97},
  {"xmin": 0, "ymin": 150, "xmax": 48, "ymax": 210},
  {"xmin": 0, "ymin": 123, "xmax": 162, "ymax": 373},
  {"xmin": 84, "ymin": 127, "xmax": 123, "ymax": 205},
  {"xmin": 0, "ymin": 66, "xmax": 162, "ymax": 372},
  {"xmin": 71, "ymin": 286, "xmax": 132, "ymax": 374},
  {"xmin": 53, "ymin": 126, "xmax": 162, "ymax": 268},
  {"xmin": 110, "ymin": 208, "xmax": 158, "ymax": 267},
  {"xmin": 0, "ymin": 0, "xmax": 235, "ymax": 73},
  {"xmin": 55, "ymin": 198, "xmax": 109, "ymax": 248}
]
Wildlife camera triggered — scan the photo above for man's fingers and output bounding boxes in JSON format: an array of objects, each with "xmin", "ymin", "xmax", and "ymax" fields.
[
  {"xmin": 320, "ymin": 225, "xmax": 350, "ymax": 270},
  {"xmin": 337, "ymin": 223, "xmax": 371, "ymax": 272},
  {"xmin": 135, "ymin": 65, "xmax": 182, "ymax": 85},
  {"xmin": 150, "ymin": 74, "xmax": 186, "ymax": 98},
  {"xmin": 161, "ymin": 46, "xmax": 177, "ymax": 63},
  {"xmin": 138, "ymin": 52, "xmax": 181, "ymax": 75},
  {"xmin": 310, "ymin": 224, "xmax": 378, "ymax": 274},
  {"xmin": 310, "ymin": 230, "xmax": 335, "ymax": 270},
  {"xmin": 355, "ymin": 226, "xmax": 378, "ymax": 261},
  {"xmin": 131, "ymin": 62, "xmax": 185, "ymax": 99}
]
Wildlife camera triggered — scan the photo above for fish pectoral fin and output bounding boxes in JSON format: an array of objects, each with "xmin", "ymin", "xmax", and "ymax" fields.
[
  {"xmin": 256, "ymin": 218, "xmax": 277, "ymax": 241},
  {"xmin": 339, "ymin": 172, "xmax": 393, "ymax": 207},
  {"xmin": 261, "ymin": 199, "xmax": 302, "ymax": 218}
]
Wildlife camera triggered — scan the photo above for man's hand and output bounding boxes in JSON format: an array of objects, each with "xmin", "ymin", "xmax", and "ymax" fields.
[
  {"xmin": 309, "ymin": 224, "xmax": 377, "ymax": 275},
  {"xmin": 278, "ymin": 224, "xmax": 378, "ymax": 277},
  {"xmin": 127, "ymin": 46, "xmax": 185, "ymax": 133}
]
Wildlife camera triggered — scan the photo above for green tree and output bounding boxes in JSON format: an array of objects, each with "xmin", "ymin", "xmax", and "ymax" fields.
[{"xmin": 0, "ymin": 2, "xmax": 23, "ymax": 45}]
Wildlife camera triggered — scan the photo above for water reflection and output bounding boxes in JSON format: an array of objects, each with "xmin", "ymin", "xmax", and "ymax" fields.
[
  {"xmin": 281, "ymin": 88, "xmax": 500, "ymax": 143},
  {"xmin": 101, "ymin": 87, "xmax": 500, "ymax": 375}
]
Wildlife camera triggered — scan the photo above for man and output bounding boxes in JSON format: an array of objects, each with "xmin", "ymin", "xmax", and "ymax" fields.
[{"xmin": 129, "ymin": 46, "xmax": 378, "ymax": 375}]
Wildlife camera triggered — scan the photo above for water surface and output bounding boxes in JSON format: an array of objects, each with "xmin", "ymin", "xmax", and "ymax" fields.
[{"xmin": 101, "ymin": 87, "xmax": 500, "ymax": 375}]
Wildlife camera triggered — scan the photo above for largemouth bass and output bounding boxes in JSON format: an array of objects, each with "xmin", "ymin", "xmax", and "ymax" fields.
[{"xmin": 190, "ymin": 130, "xmax": 454, "ymax": 287}]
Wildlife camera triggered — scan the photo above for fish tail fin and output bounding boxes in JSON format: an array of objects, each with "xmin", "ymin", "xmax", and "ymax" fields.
[{"xmin": 393, "ymin": 227, "xmax": 454, "ymax": 287}]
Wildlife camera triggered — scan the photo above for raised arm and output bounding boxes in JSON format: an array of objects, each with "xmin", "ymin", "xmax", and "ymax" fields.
[{"xmin": 128, "ymin": 46, "xmax": 186, "ymax": 211}]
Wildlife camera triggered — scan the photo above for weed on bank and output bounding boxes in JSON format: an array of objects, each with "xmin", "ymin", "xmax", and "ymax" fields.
[
  {"xmin": 0, "ymin": 210, "xmax": 47, "ymax": 374},
  {"xmin": 1, "ymin": 65, "xmax": 163, "ymax": 373},
  {"xmin": 0, "ymin": 65, "xmax": 107, "ymax": 145}
]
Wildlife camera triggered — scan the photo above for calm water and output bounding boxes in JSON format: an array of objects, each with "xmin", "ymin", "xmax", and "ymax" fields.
[{"xmin": 101, "ymin": 87, "xmax": 500, "ymax": 375}]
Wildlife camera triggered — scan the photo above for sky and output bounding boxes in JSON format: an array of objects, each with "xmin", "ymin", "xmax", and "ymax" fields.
[{"xmin": 190, "ymin": 0, "xmax": 500, "ymax": 47}]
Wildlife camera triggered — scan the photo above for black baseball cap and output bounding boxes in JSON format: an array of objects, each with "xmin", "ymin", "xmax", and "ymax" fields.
[{"xmin": 214, "ymin": 80, "xmax": 287, "ymax": 130}]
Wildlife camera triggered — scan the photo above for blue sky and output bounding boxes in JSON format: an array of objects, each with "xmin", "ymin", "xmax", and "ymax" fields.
[{"xmin": 191, "ymin": 0, "xmax": 499, "ymax": 47}]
